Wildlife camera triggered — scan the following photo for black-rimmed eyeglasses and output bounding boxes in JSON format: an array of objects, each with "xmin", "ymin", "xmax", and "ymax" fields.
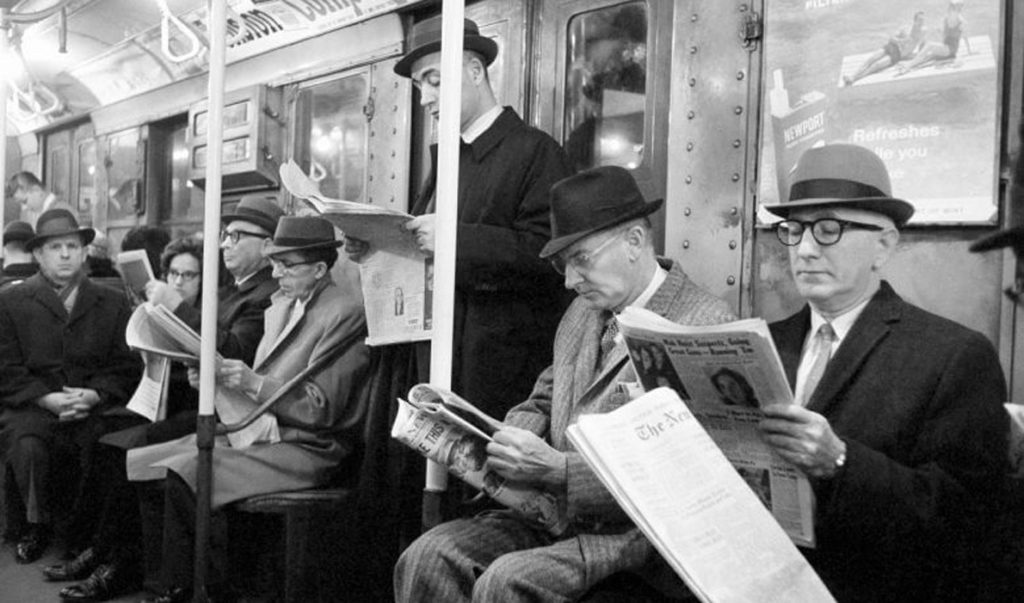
[
  {"xmin": 773, "ymin": 218, "xmax": 884, "ymax": 247},
  {"xmin": 220, "ymin": 229, "xmax": 267, "ymax": 245}
]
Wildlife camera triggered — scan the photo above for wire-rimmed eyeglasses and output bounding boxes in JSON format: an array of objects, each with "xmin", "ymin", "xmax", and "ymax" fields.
[
  {"xmin": 773, "ymin": 218, "xmax": 884, "ymax": 247},
  {"xmin": 550, "ymin": 232, "xmax": 622, "ymax": 275}
]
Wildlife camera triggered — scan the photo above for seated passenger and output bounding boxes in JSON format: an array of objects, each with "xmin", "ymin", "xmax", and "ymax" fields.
[
  {"xmin": 759, "ymin": 143, "xmax": 1008, "ymax": 601},
  {"xmin": 393, "ymin": 166, "xmax": 735, "ymax": 602},
  {"xmin": 128, "ymin": 216, "xmax": 371, "ymax": 603},
  {"xmin": 0, "ymin": 209, "xmax": 140, "ymax": 564},
  {"xmin": 0, "ymin": 220, "xmax": 38, "ymax": 289},
  {"xmin": 44, "ymin": 197, "xmax": 284, "ymax": 601}
]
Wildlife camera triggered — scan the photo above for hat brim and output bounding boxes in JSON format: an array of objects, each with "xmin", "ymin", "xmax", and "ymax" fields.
[
  {"xmin": 970, "ymin": 225, "xmax": 1024, "ymax": 253},
  {"xmin": 221, "ymin": 212, "xmax": 277, "ymax": 235},
  {"xmin": 394, "ymin": 36, "xmax": 498, "ymax": 77},
  {"xmin": 26, "ymin": 227, "xmax": 95, "ymax": 252},
  {"xmin": 262, "ymin": 239, "xmax": 344, "ymax": 257},
  {"xmin": 763, "ymin": 197, "xmax": 915, "ymax": 227},
  {"xmin": 540, "ymin": 198, "xmax": 664, "ymax": 259}
]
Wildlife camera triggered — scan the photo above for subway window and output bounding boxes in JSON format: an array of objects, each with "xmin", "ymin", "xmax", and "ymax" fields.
[
  {"xmin": 564, "ymin": 1, "xmax": 648, "ymax": 172},
  {"xmin": 293, "ymin": 71, "xmax": 370, "ymax": 202}
]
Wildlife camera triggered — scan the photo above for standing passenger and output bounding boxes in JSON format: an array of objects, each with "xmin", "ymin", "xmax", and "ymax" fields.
[
  {"xmin": 9, "ymin": 171, "xmax": 69, "ymax": 227},
  {"xmin": 0, "ymin": 209, "xmax": 140, "ymax": 564},
  {"xmin": 0, "ymin": 221, "xmax": 37, "ymax": 289},
  {"xmin": 394, "ymin": 167, "xmax": 735, "ymax": 602},
  {"xmin": 759, "ymin": 143, "xmax": 1008, "ymax": 601}
]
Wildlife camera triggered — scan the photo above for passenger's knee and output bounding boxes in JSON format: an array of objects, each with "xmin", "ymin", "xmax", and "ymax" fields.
[
  {"xmin": 473, "ymin": 552, "xmax": 533, "ymax": 600},
  {"xmin": 10, "ymin": 435, "xmax": 47, "ymax": 463}
]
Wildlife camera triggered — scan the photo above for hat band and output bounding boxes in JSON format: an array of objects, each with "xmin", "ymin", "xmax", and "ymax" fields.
[
  {"xmin": 272, "ymin": 236, "xmax": 330, "ymax": 247},
  {"xmin": 789, "ymin": 178, "xmax": 888, "ymax": 202}
]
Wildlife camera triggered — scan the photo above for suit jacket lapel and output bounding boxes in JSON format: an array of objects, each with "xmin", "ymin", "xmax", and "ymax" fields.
[
  {"xmin": 807, "ymin": 284, "xmax": 900, "ymax": 414},
  {"xmin": 26, "ymin": 274, "xmax": 69, "ymax": 322},
  {"xmin": 572, "ymin": 308, "xmax": 605, "ymax": 404},
  {"xmin": 773, "ymin": 308, "xmax": 811, "ymax": 391},
  {"xmin": 67, "ymin": 279, "xmax": 99, "ymax": 327}
]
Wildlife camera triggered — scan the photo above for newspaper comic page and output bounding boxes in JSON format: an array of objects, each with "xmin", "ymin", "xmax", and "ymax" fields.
[
  {"xmin": 281, "ymin": 159, "xmax": 431, "ymax": 345},
  {"xmin": 567, "ymin": 388, "xmax": 833, "ymax": 603},
  {"xmin": 617, "ymin": 307, "xmax": 815, "ymax": 547},
  {"xmin": 390, "ymin": 384, "xmax": 568, "ymax": 535}
]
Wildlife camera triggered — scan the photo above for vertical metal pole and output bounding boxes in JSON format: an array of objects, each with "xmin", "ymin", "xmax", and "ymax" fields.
[
  {"xmin": 0, "ymin": 10, "xmax": 8, "ymax": 248},
  {"xmin": 422, "ymin": 0, "xmax": 464, "ymax": 530},
  {"xmin": 194, "ymin": 0, "xmax": 227, "ymax": 600}
]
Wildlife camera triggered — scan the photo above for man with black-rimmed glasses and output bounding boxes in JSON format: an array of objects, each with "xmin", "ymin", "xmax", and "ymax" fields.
[{"xmin": 759, "ymin": 143, "xmax": 1008, "ymax": 602}]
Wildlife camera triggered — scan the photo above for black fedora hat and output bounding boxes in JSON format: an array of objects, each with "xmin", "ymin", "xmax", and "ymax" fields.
[
  {"xmin": 26, "ymin": 209, "xmax": 95, "ymax": 251},
  {"xmin": 540, "ymin": 166, "xmax": 663, "ymax": 259},
  {"xmin": 394, "ymin": 16, "xmax": 498, "ymax": 77},
  {"xmin": 262, "ymin": 216, "xmax": 343, "ymax": 256},
  {"xmin": 2, "ymin": 220, "xmax": 34, "ymax": 246},
  {"xmin": 221, "ymin": 194, "xmax": 285, "ymax": 235},
  {"xmin": 763, "ymin": 143, "xmax": 915, "ymax": 227}
]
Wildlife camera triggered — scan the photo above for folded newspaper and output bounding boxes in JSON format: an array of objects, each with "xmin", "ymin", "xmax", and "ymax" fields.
[
  {"xmin": 280, "ymin": 159, "xmax": 431, "ymax": 346},
  {"xmin": 124, "ymin": 302, "xmax": 280, "ymax": 448},
  {"xmin": 616, "ymin": 307, "xmax": 816, "ymax": 547},
  {"xmin": 391, "ymin": 384, "xmax": 569, "ymax": 535},
  {"xmin": 567, "ymin": 388, "xmax": 834, "ymax": 603}
]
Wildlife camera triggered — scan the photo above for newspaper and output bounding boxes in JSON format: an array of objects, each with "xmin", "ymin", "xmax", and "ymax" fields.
[
  {"xmin": 567, "ymin": 388, "xmax": 834, "ymax": 603},
  {"xmin": 280, "ymin": 159, "xmax": 431, "ymax": 345},
  {"xmin": 123, "ymin": 302, "xmax": 280, "ymax": 448},
  {"xmin": 617, "ymin": 307, "xmax": 815, "ymax": 547},
  {"xmin": 390, "ymin": 384, "xmax": 569, "ymax": 535}
]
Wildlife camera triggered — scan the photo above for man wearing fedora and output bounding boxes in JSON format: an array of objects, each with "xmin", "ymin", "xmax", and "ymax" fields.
[
  {"xmin": 394, "ymin": 166, "xmax": 734, "ymax": 602},
  {"xmin": 759, "ymin": 143, "xmax": 1008, "ymax": 601},
  {"xmin": 41, "ymin": 195, "xmax": 286, "ymax": 601},
  {"xmin": 0, "ymin": 208, "xmax": 141, "ymax": 564},
  {"xmin": 350, "ymin": 15, "xmax": 572, "ymax": 421},
  {"xmin": 0, "ymin": 220, "xmax": 38, "ymax": 289},
  {"xmin": 129, "ymin": 216, "xmax": 373, "ymax": 603}
]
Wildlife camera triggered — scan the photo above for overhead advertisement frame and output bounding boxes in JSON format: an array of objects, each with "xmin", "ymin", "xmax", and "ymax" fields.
[{"xmin": 757, "ymin": 0, "xmax": 1004, "ymax": 226}]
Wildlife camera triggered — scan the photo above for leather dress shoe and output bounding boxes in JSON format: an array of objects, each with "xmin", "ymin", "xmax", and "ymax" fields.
[
  {"xmin": 14, "ymin": 525, "xmax": 49, "ymax": 564},
  {"xmin": 140, "ymin": 586, "xmax": 189, "ymax": 603},
  {"xmin": 44, "ymin": 546, "xmax": 101, "ymax": 581},
  {"xmin": 59, "ymin": 562, "xmax": 140, "ymax": 602}
]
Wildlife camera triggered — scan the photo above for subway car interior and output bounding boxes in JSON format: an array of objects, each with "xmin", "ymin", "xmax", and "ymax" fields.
[{"xmin": 0, "ymin": 0, "xmax": 1022, "ymax": 601}]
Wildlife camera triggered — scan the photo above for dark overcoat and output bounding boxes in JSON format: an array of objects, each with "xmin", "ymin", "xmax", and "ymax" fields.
[
  {"xmin": 414, "ymin": 107, "xmax": 573, "ymax": 417},
  {"xmin": 770, "ymin": 281, "xmax": 1009, "ymax": 603}
]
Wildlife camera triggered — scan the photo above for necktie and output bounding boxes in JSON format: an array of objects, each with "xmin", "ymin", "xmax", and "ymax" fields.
[
  {"xmin": 597, "ymin": 312, "xmax": 619, "ymax": 368},
  {"xmin": 799, "ymin": 323, "xmax": 836, "ymax": 406}
]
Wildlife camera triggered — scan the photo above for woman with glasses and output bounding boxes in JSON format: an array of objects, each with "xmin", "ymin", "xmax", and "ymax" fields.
[{"xmin": 154, "ymin": 236, "xmax": 203, "ymax": 309}]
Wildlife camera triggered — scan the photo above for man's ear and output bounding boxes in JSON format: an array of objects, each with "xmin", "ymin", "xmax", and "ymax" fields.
[{"xmin": 872, "ymin": 228, "xmax": 899, "ymax": 270}]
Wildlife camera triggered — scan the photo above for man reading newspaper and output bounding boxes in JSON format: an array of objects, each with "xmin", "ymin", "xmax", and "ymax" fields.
[
  {"xmin": 760, "ymin": 144, "xmax": 1008, "ymax": 602},
  {"xmin": 395, "ymin": 166, "xmax": 734, "ymax": 601}
]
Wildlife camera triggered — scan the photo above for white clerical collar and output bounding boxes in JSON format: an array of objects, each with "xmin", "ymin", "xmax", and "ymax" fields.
[
  {"xmin": 461, "ymin": 105, "xmax": 502, "ymax": 144},
  {"xmin": 628, "ymin": 265, "xmax": 668, "ymax": 312}
]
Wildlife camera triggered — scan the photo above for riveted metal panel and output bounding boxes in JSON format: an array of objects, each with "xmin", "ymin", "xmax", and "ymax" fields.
[
  {"xmin": 367, "ymin": 57, "xmax": 413, "ymax": 214},
  {"xmin": 665, "ymin": 0, "xmax": 760, "ymax": 314}
]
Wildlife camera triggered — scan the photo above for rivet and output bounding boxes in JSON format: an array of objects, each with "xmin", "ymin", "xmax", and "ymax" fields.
[
  {"xmin": 684, "ymin": 207, "xmax": 692, "ymax": 216},
  {"xmin": 686, "ymin": 142, "xmax": 694, "ymax": 152},
  {"xmin": 733, "ymin": 139, "xmax": 741, "ymax": 148},
  {"xmin": 685, "ymin": 176, "xmax": 692, "ymax": 184},
  {"xmin": 727, "ymin": 276, "xmax": 736, "ymax": 285},
  {"xmin": 687, "ymin": 110, "xmax": 695, "ymax": 120},
  {"xmin": 730, "ymin": 207, "xmax": 739, "ymax": 215},
  {"xmin": 729, "ymin": 240, "xmax": 737, "ymax": 250},
  {"xmin": 682, "ymin": 240, "xmax": 690, "ymax": 249},
  {"xmin": 370, "ymin": 153, "xmax": 375, "ymax": 160},
  {"xmin": 691, "ymin": 13, "xmax": 698, "ymax": 22},
  {"xmin": 689, "ymin": 78, "xmax": 696, "ymax": 87},
  {"xmin": 736, "ymin": 71, "xmax": 745, "ymax": 80},
  {"xmin": 391, "ymin": 150, "xmax": 396, "ymax": 157},
  {"xmin": 369, "ymin": 175, "xmax": 374, "ymax": 181},
  {"xmin": 392, "ymin": 128, "xmax": 397, "ymax": 134},
  {"xmin": 393, "ymin": 105, "xmax": 398, "ymax": 112},
  {"xmin": 390, "ymin": 173, "xmax": 395, "ymax": 180},
  {"xmin": 739, "ymin": 4, "xmax": 748, "ymax": 12},
  {"xmin": 731, "ymin": 173, "xmax": 740, "ymax": 182},
  {"xmin": 690, "ymin": 46, "xmax": 698, "ymax": 54},
  {"xmin": 734, "ymin": 106, "xmax": 743, "ymax": 115}
]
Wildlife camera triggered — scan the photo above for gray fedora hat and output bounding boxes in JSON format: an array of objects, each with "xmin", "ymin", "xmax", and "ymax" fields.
[
  {"xmin": 26, "ymin": 209, "xmax": 95, "ymax": 251},
  {"xmin": 763, "ymin": 143, "xmax": 915, "ymax": 227},
  {"xmin": 394, "ymin": 16, "xmax": 498, "ymax": 78},
  {"xmin": 540, "ymin": 166, "xmax": 663, "ymax": 259},
  {"xmin": 262, "ymin": 216, "xmax": 343, "ymax": 256},
  {"xmin": 3, "ymin": 220, "xmax": 34, "ymax": 246},
  {"xmin": 221, "ymin": 194, "xmax": 285, "ymax": 234}
]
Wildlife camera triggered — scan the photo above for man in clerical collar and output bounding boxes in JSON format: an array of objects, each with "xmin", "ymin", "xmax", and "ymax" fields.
[
  {"xmin": 0, "ymin": 208, "xmax": 140, "ymax": 564},
  {"xmin": 759, "ymin": 143, "xmax": 1008, "ymax": 601}
]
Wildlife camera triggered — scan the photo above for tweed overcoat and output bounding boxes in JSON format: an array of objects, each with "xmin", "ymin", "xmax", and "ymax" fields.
[
  {"xmin": 770, "ymin": 281, "xmax": 1008, "ymax": 602},
  {"xmin": 127, "ymin": 276, "xmax": 372, "ymax": 509},
  {"xmin": 502, "ymin": 259, "xmax": 736, "ymax": 579}
]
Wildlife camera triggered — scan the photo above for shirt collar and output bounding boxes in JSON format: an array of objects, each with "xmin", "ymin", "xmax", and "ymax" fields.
[
  {"xmin": 808, "ymin": 297, "xmax": 871, "ymax": 348},
  {"xmin": 627, "ymin": 265, "xmax": 668, "ymax": 312},
  {"xmin": 461, "ymin": 105, "xmax": 503, "ymax": 144}
]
